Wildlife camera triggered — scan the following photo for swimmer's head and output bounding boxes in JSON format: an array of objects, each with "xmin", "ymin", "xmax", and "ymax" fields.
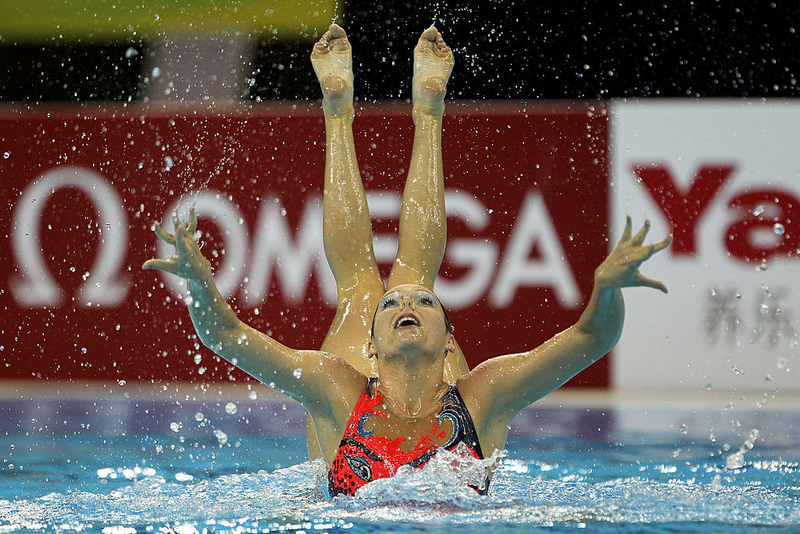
[
  {"xmin": 369, "ymin": 284, "xmax": 453, "ymax": 341},
  {"xmin": 368, "ymin": 284, "xmax": 455, "ymax": 361}
]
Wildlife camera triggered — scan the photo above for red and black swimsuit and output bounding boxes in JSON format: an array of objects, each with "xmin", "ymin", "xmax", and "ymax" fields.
[{"xmin": 328, "ymin": 377, "xmax": 487, "ymax": 496}]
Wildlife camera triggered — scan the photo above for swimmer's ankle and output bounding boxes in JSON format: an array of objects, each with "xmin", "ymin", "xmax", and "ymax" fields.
[
  {"xmin": 322, "ymin": 97, "xmax": 356, "ymax": 118},
  {"xmin": 323, "ymin": 101, "xmax": 355, "ymax": 119},
  {"xmin": 412, "ymin": 76, "xmax": 447, "ymax": 118},
  {"xmin": 412, "ymin": 105, "xmax": 445, "ymax": 122}
]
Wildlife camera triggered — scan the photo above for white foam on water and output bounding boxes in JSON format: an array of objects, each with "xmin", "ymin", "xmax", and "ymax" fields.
[{"xmin": 1, "ymin": 452, "xmax": 799, "ymax": 532}]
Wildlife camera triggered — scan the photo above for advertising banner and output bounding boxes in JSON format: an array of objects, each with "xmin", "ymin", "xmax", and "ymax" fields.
[
  {"xmin": 2, "ymin": 103, "xmax": 610, "ymax": 386},
  {"xmin": 611, "ymin": 101, "xmax": 800, "ymax": 393}
]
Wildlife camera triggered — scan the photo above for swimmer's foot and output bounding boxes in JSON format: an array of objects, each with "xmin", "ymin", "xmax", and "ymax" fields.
[
  {"xmin": 412, "ymin": 26, "xmax": 454, "ymax": 118},
  {"xmin": 311, "ymin": 24, "xmax": 354, "ymax": 117}
]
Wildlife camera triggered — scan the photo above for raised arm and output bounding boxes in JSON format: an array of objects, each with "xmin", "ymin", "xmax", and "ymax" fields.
[
  {"xmin": 460, "ymin": 217, "xmax": 672, "ymax": 447},
  {"xmin": 142, "ymin": 209, "xmax": 363, "ymax": 412}
]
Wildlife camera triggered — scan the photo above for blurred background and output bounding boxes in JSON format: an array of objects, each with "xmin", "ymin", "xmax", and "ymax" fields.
[
  {"xmin": 3, "ymin": 0, "xmax": 800, "ymax": 393},
  {"xmin": 2, "ymin": 0, "xmax": 799, "ymax": 104}
]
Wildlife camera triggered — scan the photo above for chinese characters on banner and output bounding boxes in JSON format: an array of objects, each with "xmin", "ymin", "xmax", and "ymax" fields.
[{"xmin": 611, "ymin": 101, "xmax": 800, "ymax": 393}]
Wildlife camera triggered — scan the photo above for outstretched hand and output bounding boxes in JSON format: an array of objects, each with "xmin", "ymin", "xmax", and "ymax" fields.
[
  {"xmin": 594, "ymin": 216, "xmax": 672, "ymax": 293},
  {"xmin": 142, "ymin": 208, "xmax": 212, "ymax": 282}
]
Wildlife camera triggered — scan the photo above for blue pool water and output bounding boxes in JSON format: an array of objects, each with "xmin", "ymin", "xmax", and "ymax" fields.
[{"xmin": 1, "ymin": 388, "xmax": 799, "ymax": 533}]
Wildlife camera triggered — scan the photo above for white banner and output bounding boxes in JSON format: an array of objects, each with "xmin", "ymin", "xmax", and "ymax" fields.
[{"xmin": 611, "ymin": 100, "xmax": 800, "ymax": 393}]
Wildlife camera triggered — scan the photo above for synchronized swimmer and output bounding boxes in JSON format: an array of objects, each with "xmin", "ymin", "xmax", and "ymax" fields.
[{"xmin": 144, "ymin": 25, "xmax": 671, "ymax": 496}]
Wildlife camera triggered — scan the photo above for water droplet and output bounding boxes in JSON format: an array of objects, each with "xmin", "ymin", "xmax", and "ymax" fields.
[
  {"xmin": 248, "ymin": 391, "xmax": 258, "ymax": 400},
  {"xmin": 124, "ymin": 47, "xmax": 139, "ymax": 58},
  {"xmin": 169, "ymin": 422, "xmax": 182, "ymax": 432},
  {"xmin": 752, "ymin": 205, "xmax": 766, "ymax": 216},
  {"xmin": 225, "ymin": 402, "xmax": 237, "ymax": 415},
  {"xmin": 3, "ymin": 151, "xmax": 9, "ymax": 159},
  {"xmin": 194, "ymin": 412, "xmax": 205, "ymax": 422},
  {"xmin": 726, "ymin": 451, "xmax": 745, "ymax": 469},
  {"xmin": 776, "ymin": 357, "xmax": 789, "ymax": 369},
  {"xmin": 152, "ymin": 67, "xmax": 162, "ymax": 78},
  {"xmin": 760, "ymin": 303, "xmax": 770, "ymax": 315},
  {"xmin": 773, "ymin": 222, "xmax": 785, "ymax": 236},
  {"xmin": 293, "ymin": 368, "xmax": 303, "ymax": 379},
  {"xmin": 97, "ymin": 467, "xmax": 117, "ymax": 479},
  {"xmin": 679, "ymin": 424, "xmax": 689, "ymax": 434},
  {"xmin": 214, "ymin": 429, "xmax": 228, "ymax": 445},
  {"xmin": 193, "ymin": 353, "xmax": 202, "ymax": 364}
]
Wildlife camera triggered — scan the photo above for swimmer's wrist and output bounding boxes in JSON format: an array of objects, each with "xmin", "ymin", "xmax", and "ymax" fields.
[
  {"xmin": 592, "ymin": 269, "xmax": 618, "ymax": 293},
  {"xmin": 187, "ymin": 269, "xmax": 214, "ymax": 291}
]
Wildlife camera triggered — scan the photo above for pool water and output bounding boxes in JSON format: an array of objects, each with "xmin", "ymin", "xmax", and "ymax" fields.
[{"xmin": 1, "ymin": 389, "xmax": 799, "ymax": 533}]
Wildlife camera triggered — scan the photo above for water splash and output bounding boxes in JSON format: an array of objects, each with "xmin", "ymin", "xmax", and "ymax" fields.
[
  {"xmin": 725, "ymin": 429, "xmax": 760, "ymax": 469},
  {"xmin": 339, "ymin": 446, "xmax": 506, "ymax": 509},
  {"xmin": 2, "ymin": 442, "xmax": 799, "ymax": 533}
]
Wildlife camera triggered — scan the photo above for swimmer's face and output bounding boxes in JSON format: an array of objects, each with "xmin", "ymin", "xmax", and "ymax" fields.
[{"xmin": 369, "ymin": 284, "xmax": 454, "ymax": 359}]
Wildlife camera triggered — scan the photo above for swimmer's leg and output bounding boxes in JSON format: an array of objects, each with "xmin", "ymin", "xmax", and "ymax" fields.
[
  {"xmin": 388, "ymin": 27, "xmax": 453, "ymax": 289},
  {"xmin": 388, "ymin": 27, "xmax": 469, "ymax": 378},
  {"xmin": 312, "ymin": 24, "xmax": 384, "ymax": 368},
  {"xmin": 309, "ymin": 24, "xmax": 385, "ymax": 459}
]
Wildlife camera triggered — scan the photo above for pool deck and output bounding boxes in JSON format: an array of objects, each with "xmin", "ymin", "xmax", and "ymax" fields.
[
  {"xmin": 1, "ymin": 379, "xmax": 797, "ymax": 410},
  {"xmin": 2, "ymin": 380, "xmax": 797, "ymax": 443}
]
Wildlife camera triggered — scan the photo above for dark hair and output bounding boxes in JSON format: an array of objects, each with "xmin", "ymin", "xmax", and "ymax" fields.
[{"xmin": 370, "ymin": 298, "xmax": 454, "ymax": 338}]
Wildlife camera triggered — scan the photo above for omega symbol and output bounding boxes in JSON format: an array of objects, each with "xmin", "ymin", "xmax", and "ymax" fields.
[{"xmin": 11, "ymin": 166, "xmax": 129, "ymax": 307}]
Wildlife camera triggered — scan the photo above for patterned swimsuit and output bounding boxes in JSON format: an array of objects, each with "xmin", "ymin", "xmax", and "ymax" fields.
[{"xmin": 327, "ymin": 377, "xmax": 487, "ymax": 496}]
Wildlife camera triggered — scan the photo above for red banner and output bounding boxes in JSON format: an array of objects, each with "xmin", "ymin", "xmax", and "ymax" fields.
[{"xmin": 1, "ymin": 102, "xmax": 609, "ymax": 386}]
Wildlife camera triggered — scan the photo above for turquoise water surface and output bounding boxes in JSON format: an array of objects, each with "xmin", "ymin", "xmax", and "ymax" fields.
[{"xmin": 1, "ymin": 392, "xmax": 798, "ymax": 533}]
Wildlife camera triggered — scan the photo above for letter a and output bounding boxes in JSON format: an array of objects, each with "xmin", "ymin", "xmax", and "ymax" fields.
[{"xmin": 490, "ymin": 191, "xmax": 581, "ymax": 308}]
